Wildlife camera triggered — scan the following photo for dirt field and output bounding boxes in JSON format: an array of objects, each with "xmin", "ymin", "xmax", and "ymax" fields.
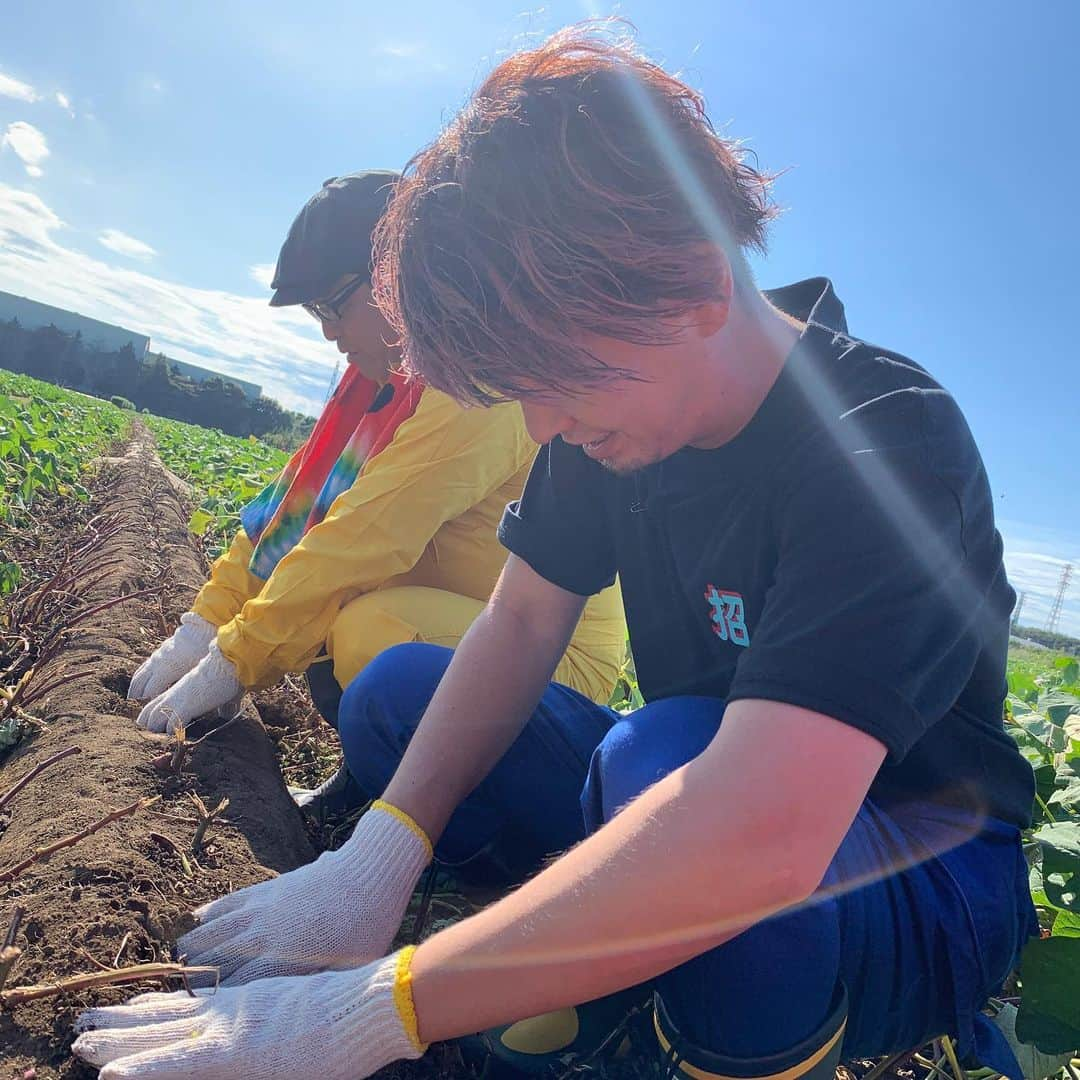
[{"xmin": 0, "ymin": 430, "xmax": 316, "ymax": 1076}]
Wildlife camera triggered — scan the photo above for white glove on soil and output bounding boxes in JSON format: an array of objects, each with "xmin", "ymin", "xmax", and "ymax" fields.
[
  {"xmin": 136, "ymin": 643, "xmax": 244, "ymax": 735},
  {"xmin": 177, "ymin": 800, "xmax": 432, "ymax": 985},
  {"xmin": 128, "ymin": 612, "xmax": 218, "ymax": 701},
  {"xmin": 72, "ymin": 949, "xmax": 426, "ymax": 1080}
]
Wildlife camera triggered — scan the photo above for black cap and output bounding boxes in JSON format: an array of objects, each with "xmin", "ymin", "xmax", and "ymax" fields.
[{"xmin": 268, "ymin": 170, "xmax": 400, "ymax": 307}]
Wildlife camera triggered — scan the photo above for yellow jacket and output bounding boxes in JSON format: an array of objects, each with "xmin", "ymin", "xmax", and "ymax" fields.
[{"xmin": 193, "ymin": 388, "xmax": 625, "ymax": 703}]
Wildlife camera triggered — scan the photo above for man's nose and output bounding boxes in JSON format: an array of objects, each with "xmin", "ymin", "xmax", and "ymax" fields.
[
  {"xmin": 321, "ymin": 319, "xmax": 339, "ymax": 343},
  {"xmin": 521, "ymin": 400, "xmax": 570, "ymax": 446}
]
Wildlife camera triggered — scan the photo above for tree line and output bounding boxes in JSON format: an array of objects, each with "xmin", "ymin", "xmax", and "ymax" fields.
[
  {"xmin": 1013, "ymin": 625, "xmax": 1080, "ymax": 657},
  {"xmin": 0, "ymin": 318, "xmax": 315, "ymax": 450}
]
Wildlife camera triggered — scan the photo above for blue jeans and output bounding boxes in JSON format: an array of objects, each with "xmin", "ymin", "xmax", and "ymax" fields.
[{"xmin": 337, "ymin": 644, "xmax": 1037, "ymax": 1077}]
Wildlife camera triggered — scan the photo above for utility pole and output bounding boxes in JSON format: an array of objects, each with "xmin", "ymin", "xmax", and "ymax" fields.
[
  {"xmin": 323, "ymin": 360, "xmax": 341, "ymax": 405},
  {"xmin": 1011, "ymin": 591, "xmax": 1026, "ymax": 633},
  {"xmin": 1047, "ymin": 563, "xmax": 1073, "ymax": 635}
]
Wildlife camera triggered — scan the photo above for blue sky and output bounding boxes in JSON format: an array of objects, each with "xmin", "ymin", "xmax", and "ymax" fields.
[{"xmin": 1, "ymin": 1, "xmax": 1077, "ymax": 632}]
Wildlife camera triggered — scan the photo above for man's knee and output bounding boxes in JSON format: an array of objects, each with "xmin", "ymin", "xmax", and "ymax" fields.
[
  {"xmin": 582, "ymin": 697, "xmax": 723, "ymax": 826},
  {"xmin": 337, "ymin": 643, "xmax": 452, "ymax": 791}
]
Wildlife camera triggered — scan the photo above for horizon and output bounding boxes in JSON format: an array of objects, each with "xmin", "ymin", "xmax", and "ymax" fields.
[{"xmin": 2, "ymin": 1, "xmax": 1077, "ymax": 631}]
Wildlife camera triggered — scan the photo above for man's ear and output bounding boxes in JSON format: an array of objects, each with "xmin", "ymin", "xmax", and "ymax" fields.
[
  {"xmin": 688, "ymin": 245, "xmax": 734, "ymax": 339},
  {"xmin": 691, "ymin": 299, "xmax": 731, "ymax": 339}
]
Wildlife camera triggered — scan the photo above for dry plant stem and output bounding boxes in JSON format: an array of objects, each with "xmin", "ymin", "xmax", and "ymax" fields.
[
  {"xmin": 0, "ymin": 747, "xmax": 81, "ymax": 812},
  {"xmin": 914, "ymin": 1051, "xmax": 955, "ymax": 1080},
  {"xmin": 113, "ymin": 932, "xmax": 132, "ymax": 968},
  {"xmin": 187, "ymin": 713, "xmax": 241, "ymax": 749},
  {"xmin": 189, "ymin": 793, "xmax": 229, "ymax": 854},
  {"xmin": 940, "ymin": 1035, "xmax": 966, "ymax": 1080},
  {"xmin": 78, "ymin": 948, "xmax": 112, "ymax": 973},
  {"xmin": 149, "ymin": 832, "xmax": 194, "ymax": 878},
  {"xmin": 167, "ymin": 723, "xmax": 189, "ymax": 777},
  {"xmin": 0, "ymin": 962, "xmax": 220, "ymax": 1008},
  {"xmin": 0, "ymin": 796, "xmax": 161, "ymax": 883},
  {"xmin": 3, "ymin": 905, "xmax": 25, "ymax": 949},
  {"xmin": 859, "ymin": 1050, "xmax": 917, "ymax": 1080},
  {"xmin": 0, "ymin": 946, "xmax": 21, "ymax": 993},
  {"xmin": 0, "ymin": 904, "xmax": 24, "ymax": 991}
]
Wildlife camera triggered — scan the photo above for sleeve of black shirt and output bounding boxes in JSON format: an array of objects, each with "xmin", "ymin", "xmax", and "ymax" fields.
[
  {"xmin": 498, "ymin": 436, "xmax": 618, "ymax": 597},
  {"xmin": 727, "ymin": 387, "xmax": 1008, "ymax": 763}
]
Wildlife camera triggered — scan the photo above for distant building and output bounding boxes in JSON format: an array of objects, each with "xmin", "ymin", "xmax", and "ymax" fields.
[
  {"xmin": 164, "ymin": 357, "xmax": 262, "ymax": 400},
  {"xmin": 0, "ymin": 289, "xmax": 150, "ymax": 359},
  {"xmin": 0, "ymin": 289, "xmax": 261, "ymax": 400}
]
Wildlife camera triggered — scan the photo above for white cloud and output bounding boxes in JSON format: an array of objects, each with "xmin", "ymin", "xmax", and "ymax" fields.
[
  {"xmin": 55, "ymin": 91, "xmax": 74, "ymax": 117},
  {"xmin": 99, "ymin": 228, "xmax": 158, "ymax": 261},
  {"xmin": 375, "ymin": 41, "xmax": 425, "ymax": 59},
  {"xmin": 249, "ymin": 262, "xmax": 276, "ymax": 289},
  {"xmin": 0, "ymin": 182, "xmax": 334, "ymax": 416},
  {"xmin": 1, "ymin": 121, "xmax": 49, "ymax": 178},
  {"xmin": 0, "ymin": 71, "xmax": 38, "ymax": 103},
  {"xmin": 369, "ymin": 40, "xmax": 447, "ymax": 79}
]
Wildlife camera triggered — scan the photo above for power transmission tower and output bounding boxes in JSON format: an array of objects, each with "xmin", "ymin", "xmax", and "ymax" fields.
[
  {"xmin": 323, "ymin": 360, "xmax": 341, "ymax": 405},
  {"xmin": 1047, "ymin": 563, "xmax": 1073, "ymax": 635},
  {"xmin": 1011, "ymin": 591, "xmax": 1026, "ymax": 632}
]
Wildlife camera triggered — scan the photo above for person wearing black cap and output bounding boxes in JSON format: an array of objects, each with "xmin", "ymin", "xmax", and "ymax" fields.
[{"xmin": 125, "ymin": 170, "xmax": 626, "ymax": 818}]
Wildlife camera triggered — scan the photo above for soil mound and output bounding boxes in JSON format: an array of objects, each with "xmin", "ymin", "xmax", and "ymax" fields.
[{"xmin": 0, "ymin": 428, "xmax": 313, "ymax": 1077}]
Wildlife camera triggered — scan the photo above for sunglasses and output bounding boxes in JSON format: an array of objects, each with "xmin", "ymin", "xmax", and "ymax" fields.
[{"xmin": 302, "ymin": 275, "xmax": 367, "ymax": 324}]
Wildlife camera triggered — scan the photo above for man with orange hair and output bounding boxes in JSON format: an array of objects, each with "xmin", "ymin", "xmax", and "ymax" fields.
[{"xmin": 74, "ymin": 25, "xmax": 1036, "ymax": 1080}]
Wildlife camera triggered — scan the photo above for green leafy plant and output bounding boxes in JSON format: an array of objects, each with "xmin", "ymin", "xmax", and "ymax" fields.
[
  {"xmin": 144, "ymin": 414, "xmax": 288, "ymax": 557},
  {"xmin": 0, "ymin": 371, "xmax": 128, "ymax": 529},
  {"xmin": 1004, "ymin": 656, "xmax": 1080, "ymax": 1057}
]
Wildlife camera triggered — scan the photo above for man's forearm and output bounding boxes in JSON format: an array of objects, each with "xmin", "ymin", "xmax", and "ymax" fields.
[
  {"xmin": 381, "ymin": 594, "xmax": 579, "ymax": 844},
  {"xmin": 410, "ymin": 733, "xmax": 805, "ymax": 1040},
  {"xmin": 408, "ymin": 700, "xmax": 885, "ymax": 1042}
]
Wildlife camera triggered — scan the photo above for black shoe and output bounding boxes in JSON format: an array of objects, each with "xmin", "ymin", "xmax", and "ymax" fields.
[{"xmin": 288, "ymin": 762, "xmax": 366, "ymax": 821}]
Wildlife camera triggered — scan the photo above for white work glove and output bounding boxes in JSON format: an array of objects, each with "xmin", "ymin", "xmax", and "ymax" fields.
[
  {"xmin": 71, "ymin": 949, "xmax": 427, "ymax": 1080},
  {"xmin": 177, "ymin": 800, "xmax": 432, "ymax": 984},
  {"xmin": 128, "ymin": 612, "xmax": 218, "ymax": 701},
  {"xmin": 136, "ymin": 643, "xmax": 244, "ymax": 735}
]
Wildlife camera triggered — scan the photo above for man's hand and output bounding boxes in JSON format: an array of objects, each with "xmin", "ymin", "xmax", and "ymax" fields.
[
  {"xmin": 177, "ymin": 800, "xmax": 431, "ymax": 984},
  {"xmin": 128, "ymin": 612, "xmax": 218, "ymax": 702},
  {"xmin": 136, "ymin": 643, "xmax": 243, "ymax": 735},
  {"xmin": 71, "ymin": 950, "xmax": 425, "ymax": 1079}
]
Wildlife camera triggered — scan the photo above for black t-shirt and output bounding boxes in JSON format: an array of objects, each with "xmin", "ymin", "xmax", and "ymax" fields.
[{"xmin": 500, "ymin": 279, "xmax": 1034, "ymax": 828}]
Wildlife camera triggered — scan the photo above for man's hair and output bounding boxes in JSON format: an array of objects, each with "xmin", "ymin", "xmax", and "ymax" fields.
[{"xmin": 373, "ymin": 21, "xmax": 778, "ymax": 405}]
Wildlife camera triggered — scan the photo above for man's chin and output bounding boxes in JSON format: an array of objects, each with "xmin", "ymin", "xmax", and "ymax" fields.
[{"xmin": 596, "ymin": 451, "xmax": 655, "ymax": 476}]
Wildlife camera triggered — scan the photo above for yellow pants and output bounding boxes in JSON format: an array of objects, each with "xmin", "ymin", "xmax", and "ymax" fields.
[{"xmin": 324, "ymin": 585, "xmax": 623, "ymax": 705}]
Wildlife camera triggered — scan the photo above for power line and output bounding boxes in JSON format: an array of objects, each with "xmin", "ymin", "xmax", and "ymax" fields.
[{"xmin": 1047, "ymin": 563, "xmax": 1073, "ymax": 635}]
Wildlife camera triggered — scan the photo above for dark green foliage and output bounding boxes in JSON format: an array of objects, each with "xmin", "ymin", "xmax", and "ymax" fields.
[
  {"xmin": 0, "ymin": 318, "xmax": 315, "ymax": 449},
  {"xmin": 1014, "ymin": 625, "xmax": 1080, "ymax": 658}
]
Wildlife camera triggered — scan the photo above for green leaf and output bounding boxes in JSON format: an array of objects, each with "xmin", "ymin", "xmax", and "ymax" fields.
[
  {"xmin": 1038, "ymin": 690, "xmax": 1080, "ymax": 728},
  {"xmin": 1035, "ymin": 762, "xmax": 1060, "ymax": 806},
  {"xmin": 1049, "ymin": 761, "xmax": 1080, "ymax": 810},
  {"xmin": 0, "ymin": 560, "xmax": 21, "ymax": 596},
  {"xmin": 1009, "ymin": 671, "xmax": 1041, "ymax": 703},
  {"xmin": 1015, "ymin": 712, "xmax": 1069, "ymax": 755},
  {"xmin": 1054, "ymin": 657, "xmax": 1080, "ymax": 686},
  {"xmin": 1015, "ymin": 936, "xmax": 1080, "ymax": 1053},
  {"xmin": 188, "ymin": 508, "xmax": 214, "ymax": 536},
  {"xmin": 1034, "ymin": 822, "xmax": 1080, "ymax": 912},
  {"xmin": 1052, "ymin": 909, "xmax": 1080, "ymax": 937}
]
